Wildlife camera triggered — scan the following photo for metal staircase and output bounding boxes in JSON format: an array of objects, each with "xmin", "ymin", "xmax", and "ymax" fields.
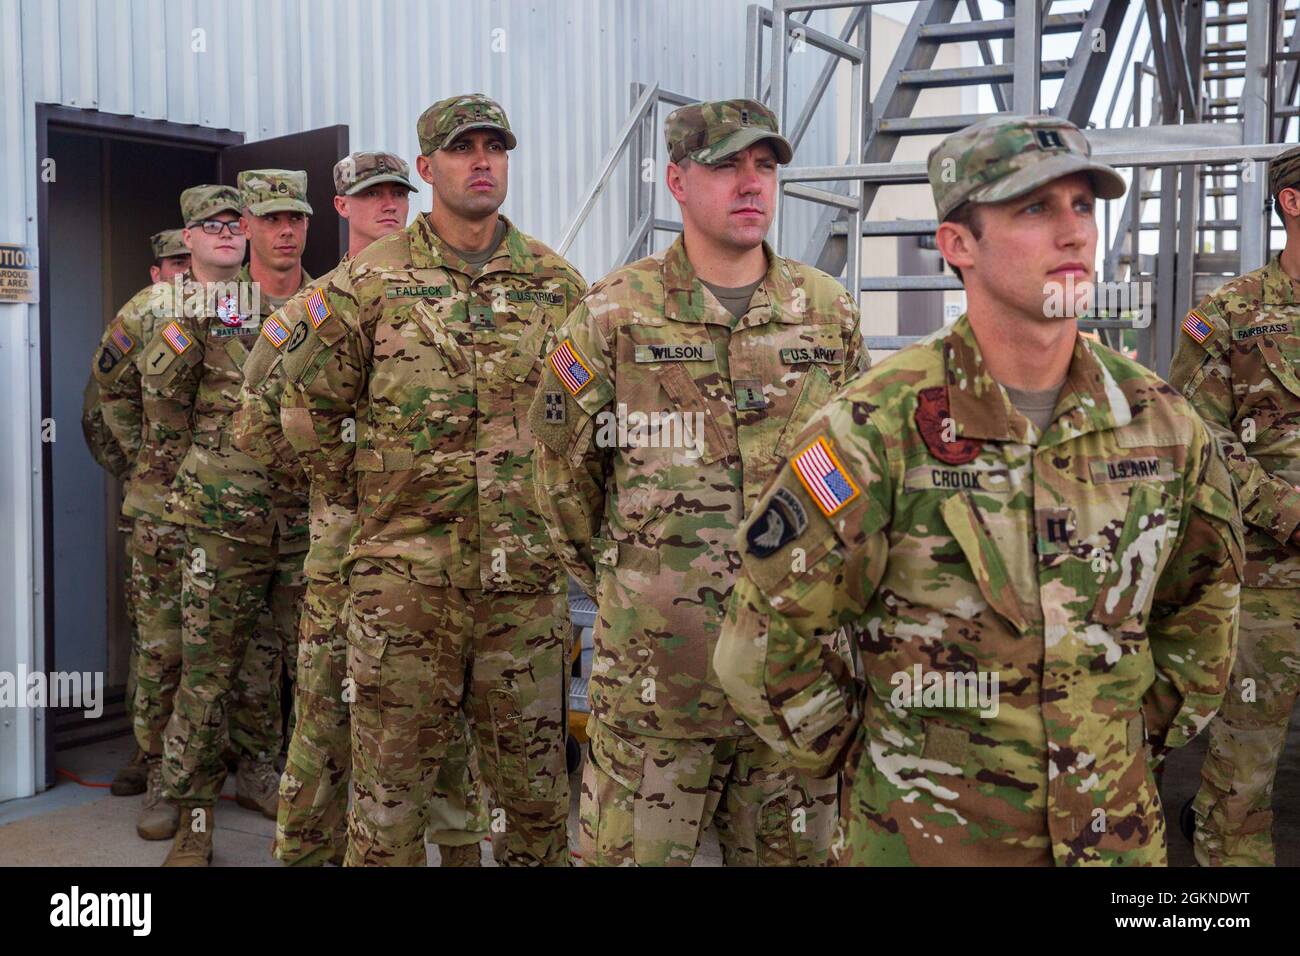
[{"xmin": 560, "ymin": 0, "xmax": 1298, "ymax": 377}]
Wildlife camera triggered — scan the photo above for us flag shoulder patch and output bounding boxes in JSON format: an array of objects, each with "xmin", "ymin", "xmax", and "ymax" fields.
[
  {"xmin": 110, "ymin": 322, "xmax": 135, "ymax": 354},
  {"xmin": 306, "ymin": 288, "xmax": 331, "ymax": 329},
  {"xmin": 791, "ymin": 435, "xmax": 860, "ymax": 518},
  {"xmin": 1181, "ymin": 309, "xmax": 1213, "ymax": 345},
  {"xmin": 549, "ymin": 338, "xmax": 594, "ymax": 396},
  {"xmin": 262, "ymin": 315, "xmax": 291, "ymax": 349},
  {"xmin": 161, "ymin": 321, "xmax": 192, "ymax": 355}
]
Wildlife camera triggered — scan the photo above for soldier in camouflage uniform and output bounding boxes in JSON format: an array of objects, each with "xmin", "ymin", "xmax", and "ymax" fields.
[
  {"xmin": 274, "ymin": 96, "xmax": 584, "ymax": 866},
  {"xmin": 1169, "ymin": 143, "xmax": 1300, "ymax": 867},
  {"xmin": 82, "ymin": 228, "xmax": 191, "ymax": 799},
  {"xmin": 92, "ymin": 190, "xmax": 257, "ymax": 841},
  {"xmin": 530, "ymin": 99, "xmax": 865, "ymax": 866},
  {"xmin": 234, "ymin": 151, "xmax": 491, "ymax": 867},
  {"xmin": 713, "ymin": 114, "xmax": 1241, "ymax": 866},
  {"xmin": 138, "ymin": 170, "xmax": 315, "ymax": 865}
]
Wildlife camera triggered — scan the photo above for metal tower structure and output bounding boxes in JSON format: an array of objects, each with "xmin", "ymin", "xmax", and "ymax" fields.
[{"xmin": 561, "ymin": 1, "xmax": 1300, "ymax": 377}]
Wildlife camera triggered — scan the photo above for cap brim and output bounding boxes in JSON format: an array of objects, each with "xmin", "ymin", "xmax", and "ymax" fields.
[
  {"xmin": 342, "ymin": 174, "xmax": 417, "ymax": 196},
  {"xmin": 440, "ymin": 122, "xmax": 517, "ymax": 151},
  {"xmin": 969, "ymin": 153, "xmax": 1127, "ymax": 209},
  {"xmin": 247, "ymin": 199, "xmax": 315, "ymax": 216},
  {"xmin": 691, "ymin": 128, "xmax": 794, "ymax": 166}
]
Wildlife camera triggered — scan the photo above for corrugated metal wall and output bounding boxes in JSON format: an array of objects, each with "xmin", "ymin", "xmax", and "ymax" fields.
[
  {"xmin": 9, "ymin": 0, "xmax": 841, "ymax": 278},
  {"xmin": 0, "ymin": 0, "xmax": 844, "ymax": 800}
]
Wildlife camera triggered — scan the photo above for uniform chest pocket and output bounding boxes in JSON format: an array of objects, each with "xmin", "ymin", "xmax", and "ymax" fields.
[
  {"xmin": 656, "ymin": 363, "xmax": 734, "ymax": 465},
  {"xmin": 773, "ymin": 365, "xmax": 836, "ymax": 462},
  {"xmin": 503, "ymin": 306, "xmax": 549, "ymax": 383},
  {"xmin": 1087, "ymin": 480, "xmax": 1176, "ymax": 627},
  {"xmin": 1252, "ymin": 330, "xmax": 1300, "ymax": 401}
]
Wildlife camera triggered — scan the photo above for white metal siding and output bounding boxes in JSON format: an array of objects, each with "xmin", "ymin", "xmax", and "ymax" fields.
[{"xmin": 0, "ymin": 0, "xmax": 844, "ymax": 800}]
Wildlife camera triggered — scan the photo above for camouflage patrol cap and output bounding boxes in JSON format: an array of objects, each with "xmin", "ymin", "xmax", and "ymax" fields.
[
  {"xmin": 180, "ymin": 184, "xmax": 242, "ymax": 225},
  {"xmin": 150, "ymin": 229, "xmax": 189, "ymax": 261},
  {"xmin": 928, "ymin": 114, "xmax": 1126, "ymax": 221},
  {"xmin": 665, "ymin": 98, "xmax": 793, "ymax": 166},
  {"xmin": 237, "ymin": 169, "xmax": 314, "ymax": 216},
  {"xmin": 1269, "ymin": 143, "xmax": 1300, "ymax": 198},
  {"xmin": 417, "ymin": 94, "xmax": 517, "ymax": 155},
  {"xmin": 333, "ymin": 151, "xmax": 416, "ymax": 196}
]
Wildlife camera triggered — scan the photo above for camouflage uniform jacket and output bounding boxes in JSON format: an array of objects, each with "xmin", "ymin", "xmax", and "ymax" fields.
[
  {"xmin": 137, "ymin": 264, "xmax": 312, "ymax": 548},
  {"xmin": 91, "ymin": 280, "xmax": 191, "ymax": 521},
  {"xmin": 282, "ymin": 214, "xmax": 586, "ymax": 592},
  {"xmin": 234, "ymin": 255, "xmax": 352, "ymax": 584},
  {"xmin": 715, "ymin": 315, "xmax": 1242, "ymax": 865},
  {"xmin": 529, "ymin": 236, "xmax": 867, "ymax": 740},
  {"xmin": 1169, "ymin": 255, "xmax": 1300, "ymax": 588}
]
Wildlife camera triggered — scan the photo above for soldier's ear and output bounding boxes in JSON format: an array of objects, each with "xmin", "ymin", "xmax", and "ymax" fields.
[
  {"xmin": 935, "ymin": 220, "xmax": 976, "ymax": 274},
  {"xmin": 416, "ymin": 154, "xmax": 436, "ymax": 187},
  {"xmin": 150, "ymin": 264, "xmax": 163, "ymax": 284},
  {"xmin": 1278, "ymin": 186, "xmax": 1300, "ymax": 221},
  {"xmin": 333, "ymin": 195, "xmax": 350, "ymax": 221},
  {"xmin": 665, "ymin": 161, "xmax": 688, "ymax": 203}
]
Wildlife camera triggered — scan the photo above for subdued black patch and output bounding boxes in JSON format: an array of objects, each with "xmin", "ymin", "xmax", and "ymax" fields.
[
  {"xmin": 544, "ymin": 390, "xmax": 565, "ymax": 424},
  {"xmin": 286, "ymin": 321, "xmax": 309, "ymax": 352},
  {"xmin": 746, "ymin": 487, "xmax": 809, "ymax": 558}
]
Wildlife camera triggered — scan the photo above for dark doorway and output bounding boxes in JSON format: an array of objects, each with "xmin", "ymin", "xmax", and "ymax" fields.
[{"xmin": 35, "ymin": 105, "xmax": 348, "ymax": 786}]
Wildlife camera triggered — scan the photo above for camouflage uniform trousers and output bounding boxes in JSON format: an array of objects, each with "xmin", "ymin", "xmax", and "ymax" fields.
[
  {"xmin": 227, "ymin": 544, "xmax": 306, "ymax": 764},
  {"xmin": 343, "ymin": 560, "xmax": 570, "ymax": 867},
  {"xmin": 579, "ymin": 716, "xmax": 837, "ymax": 866},
  {"xmin": 121, "ymin": 523, "xmax": 139, "ymax": 727},
  {"xmin": 1193, "ymin": 585, "xmax": 1300, "ymax": 866},
  {"xmin": 129, "ymin": 518, "xmax": 187, "ymax": 759},
  {"xmin": 275, "ymin": 577, "xmax": 490, "ymax": 866},
  {"xmin": 162, "ymin": 527, "xmax": 305, "ymax": 805}
]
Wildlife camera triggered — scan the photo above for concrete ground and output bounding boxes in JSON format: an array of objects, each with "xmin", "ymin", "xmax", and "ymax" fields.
[
  {"xmin": 1, "ymin": 718, "xmax": 1294, "ymax": 866},
  {"xmin": 0, "ymin": 733, "xmax": 723, "ymax": 866}
]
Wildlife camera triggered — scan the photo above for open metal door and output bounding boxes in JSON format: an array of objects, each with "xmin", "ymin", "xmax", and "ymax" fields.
[{"xmin": 219, "ymin": 125, "xmax": 349, "ymax": 278}]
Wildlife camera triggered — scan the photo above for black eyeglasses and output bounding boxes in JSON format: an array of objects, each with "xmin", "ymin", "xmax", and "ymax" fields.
[{"xmin": 195, "ymin": 219, "xmax": 245, "ymax": 236}]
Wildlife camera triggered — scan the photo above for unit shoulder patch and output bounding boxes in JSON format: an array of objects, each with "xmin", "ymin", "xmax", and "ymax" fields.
[{"xmin": 746, "ymin": 487, "xmax": 809, "ymax": 557}]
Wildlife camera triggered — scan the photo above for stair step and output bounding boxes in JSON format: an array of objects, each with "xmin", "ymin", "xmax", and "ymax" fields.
[
  {"xmin": 879, "ymin": 112, "xmax": 1012, "ymax": 136},
  {"xmin": 1202, "ymin": 68, "xmax": 1245, "ymax": 80},
  {"xmin": 917, "ymin": 11, "xmax": 1087, "ymax": 43},
  {"xmin": 834, "ymin": 219, "xmax": 938, "ymax": 237},
  {"xmin": 1208, "ymin": 12, "xmax": 1296, "ymax": 27},
  {"xmin": 899, "ymin": 60, "xmax": 1070, "ymax": 88},
  {"xmin": 860, "ymin": 276, "xmax": 963, "ymax": 292}
]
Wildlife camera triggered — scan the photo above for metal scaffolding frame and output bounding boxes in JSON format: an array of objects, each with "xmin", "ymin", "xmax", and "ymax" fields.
[
  {"xmin": 755, "ymin": 0, "xmax": 1298, "ymax": 375},
  {"xmin": 559, "ymin": 0, "xmax": 1300, "ymax": 376}
]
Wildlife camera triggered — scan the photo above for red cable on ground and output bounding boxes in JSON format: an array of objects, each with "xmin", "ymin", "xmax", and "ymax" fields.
[{"xmin": 54, "ymin": 767, "xmax": 237, "ymax": 801}]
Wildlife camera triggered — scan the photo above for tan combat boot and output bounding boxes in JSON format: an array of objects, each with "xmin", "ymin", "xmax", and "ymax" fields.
[
  {"xmin": 136, "ymin": 760, "xmax": 180, "ymax": 840},
  {"xmin": 110, "ymin": 745, "xmax": 148, "ymax": 796},
  {"xmin": 235, "ymin": 757, "xmax": 280, "ymax": 820},
  {"xmin": 162, "ymin": 805, "xmax": 214, "ymax": 866},
  {"xmin": 438, "ymin": 842, "xmax": 484, "ymax": 867}
]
